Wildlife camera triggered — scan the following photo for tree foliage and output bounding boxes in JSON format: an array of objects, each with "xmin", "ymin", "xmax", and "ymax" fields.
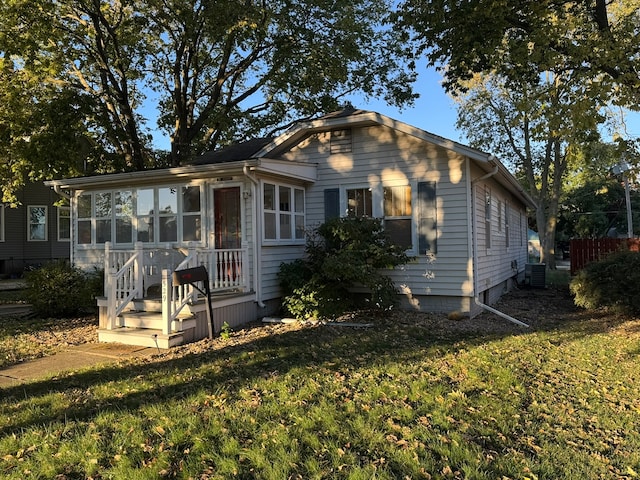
[
  {"xmin": 456, "ymin": 72, "xmax": 605, "ymax": 267},
  {"xmin": 558, "ymin": 142, "xmax": 640, "ymax": 239},
  {"xmin": 0, "ymin": 0, "xmax": 416, "ymax": 200},
  {"xmin": 396, "ymin": 0, "xmax": 640, "ymax": 108}
]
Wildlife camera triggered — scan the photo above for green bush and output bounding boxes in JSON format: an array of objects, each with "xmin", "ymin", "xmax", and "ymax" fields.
[
  {"xmin": 278, "ymin": 217, "xmax": 410, "ymax": 321},
  {"xmin": 570, "ymin": 250, "xmax": 640, "ymax": 314},
  {"xmin": 25, "ymin": 261, "xmax": 104, "ymax": 317}
]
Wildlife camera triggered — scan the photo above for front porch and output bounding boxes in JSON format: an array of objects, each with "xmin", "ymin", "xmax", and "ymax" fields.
[{"xmin": 98, "ymin": 242, "xmax": 258, "ymax": 348}]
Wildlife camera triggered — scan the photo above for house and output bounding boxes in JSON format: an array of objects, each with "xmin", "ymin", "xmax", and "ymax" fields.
[
  {"xmin": 45, "ymin": 108, "xmax": 536, "ymax": 347},
  {"xmin": 1, "ymin": 182, "xmax": 71, "ymax": 277}
]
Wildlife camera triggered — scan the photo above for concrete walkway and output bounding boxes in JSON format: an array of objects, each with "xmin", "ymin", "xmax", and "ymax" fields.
[{"xmin": 0, "ymin": 343, "xmax": 156, "ymax": 388}]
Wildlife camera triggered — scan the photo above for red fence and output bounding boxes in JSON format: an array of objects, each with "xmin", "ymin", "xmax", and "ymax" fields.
[{"xmin": 570, "ymin": 238, "xmax": 640, "ymax": 275}]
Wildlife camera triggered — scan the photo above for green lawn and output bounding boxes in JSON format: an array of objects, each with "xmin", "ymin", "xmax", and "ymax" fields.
[{"xmin": 1, "ymin": 288, "xmax": 640, "ymax": 479}]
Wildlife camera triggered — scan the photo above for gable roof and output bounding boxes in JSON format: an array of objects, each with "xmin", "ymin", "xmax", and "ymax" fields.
[{"xmin": 255, "ymin": 108, "xmax": 536, "ymax": 209}]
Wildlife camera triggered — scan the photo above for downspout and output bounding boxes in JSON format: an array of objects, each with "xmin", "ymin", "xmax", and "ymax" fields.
[
  {"xmin": 243, "ymin": 165, "xmax": 266, "ymax": 308},
  {"xmin": 470, "ymin": 157, "xmax": 529, "ymax": 328}
]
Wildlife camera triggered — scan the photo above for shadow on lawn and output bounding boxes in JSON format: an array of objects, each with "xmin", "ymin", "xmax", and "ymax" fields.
[{"xmin": 1, "ymin": 285, "xmax": 637, "ymax": 437}]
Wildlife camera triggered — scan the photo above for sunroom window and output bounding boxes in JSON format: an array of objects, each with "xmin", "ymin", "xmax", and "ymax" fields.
[{"xmin": 77, "ymin": 185, "xmax": 202, "ymax": 246}]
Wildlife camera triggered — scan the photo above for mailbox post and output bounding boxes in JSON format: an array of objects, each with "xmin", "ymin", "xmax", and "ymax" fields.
[{"xmin": 173, "ymin": 266, "xmax": 215, "ymax": 339}]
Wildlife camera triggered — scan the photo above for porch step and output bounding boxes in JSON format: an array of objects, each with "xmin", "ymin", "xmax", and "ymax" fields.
[
  {"xmin": 98, "ymin": 328, "xmax": 188, "ymax": 349},
  {"xmin": 119, "ymin": 311, "xmax": 197, "ymax": 332}
]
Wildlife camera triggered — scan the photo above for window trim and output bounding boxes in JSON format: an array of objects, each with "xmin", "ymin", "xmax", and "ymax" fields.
[
  {"xmin": 262, "ymin": 180, "xmax": 306, "ymax": 245},
  {"xmin": 484, "ymin": 185, "xmax": 492, "ymax": 250},
  {"xmin": 27, "ymin": 205, "xmax": 48, "ymax": 242},
  {"xmin": 344, "ymin": 184, "xmax": 377, "ymax": 218},
  {"xmin": 383, "ymin": 184, "xmax": 415, "ymax": 253},
  {"xmin": 57, "ymin": 206, "xmax": 71, "ymax": 242}
]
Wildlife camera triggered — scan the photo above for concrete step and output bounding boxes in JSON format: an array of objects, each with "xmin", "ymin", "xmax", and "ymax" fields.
[
  {"xmin": 98, "ymin": 328, "xmax": 188, "ymax": 349},
  {"xmin": 119, "ymin": 311, "xmax": 196, "ymax": 332}
]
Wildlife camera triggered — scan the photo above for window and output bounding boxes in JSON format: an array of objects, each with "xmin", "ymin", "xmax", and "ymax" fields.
[
  {"xmin": 263, "ymin": 182, "xmax": 305, "ymax": 242},
  {"xmin": 77, "ymin": 194, "xmax": 92, "ymax": 244},
  {"xmin": 485, "ymin": 186, "xmax": 492, "ymax": 249},
  {"xmin": 78, "ymin": 185, "xmax": 202, "ymax": 246},
  {"xmin": 95, "ymin": 192, "xmax": 112, "ymax": 243},
  {"xmin": 182, "ymin": 186, "xmax": 202, "ymax": 242},
  {"xmin": 498, "ymin": 200, "xmax": 503, "ymax": 232},
  {"xmin": 347, "ymin": 187, "xmax": 372, "ymax": 217},
  {"xmin": 116, "ymin": 191, "xmax": 133, "ymax": 244},
  {"xmin": 57, "ymin": 206, "xmax": 71, "ymax": 241},
  {"xmin": 384, "ymin": 186, "xmax": 412, "ymax": 249},
  {"xmin": 418, "ymin": 182, "xmax": 437, "ymax": 254},
  {"xmin": 28, "ymin": 206, "xmax": 47, "ymax": 241},
  {"xmin": 0, "ymin": 205, "xmax": 4, "ymax": 242},
  {"xmin": 505, "ymin": 202, "xmax": 510, "ymax": 248}
]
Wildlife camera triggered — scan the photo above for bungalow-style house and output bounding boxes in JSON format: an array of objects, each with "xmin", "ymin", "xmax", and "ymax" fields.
[
  {"xmin": 1, "ymin": 182, "xmax": 71, "ymax": 277},
  {"xmin": 45, "ymin": 109, "xmax": 535, "ymax": 348}
]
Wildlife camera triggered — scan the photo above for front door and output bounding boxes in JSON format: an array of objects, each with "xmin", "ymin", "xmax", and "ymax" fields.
[{"xmin": 213, "ymin": 186, "xmax": 241, "ymax": 249}]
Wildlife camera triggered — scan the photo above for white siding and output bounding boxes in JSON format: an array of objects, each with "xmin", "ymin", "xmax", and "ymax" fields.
[
  {"xmin": 472, "ymin": 163, "xmax": 529, "ymax": 299},
  {"xmin": 282, "ymin": 125, "xmax": 475, "ymax": 306}
]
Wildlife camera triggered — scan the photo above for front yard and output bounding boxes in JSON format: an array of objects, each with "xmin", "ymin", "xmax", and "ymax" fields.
[{"xmin": 1, "ymin": 283, "xmax": 639, "ymax": 479}]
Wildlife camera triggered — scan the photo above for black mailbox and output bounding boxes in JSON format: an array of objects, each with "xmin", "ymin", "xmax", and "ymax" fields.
[
  {"xmin": 173, "ymin": 265, "xmax": 215, "ymax": 339},
  {"xmin": 173, "ymin": 265, "xmax": 208, "ymax": 285}
]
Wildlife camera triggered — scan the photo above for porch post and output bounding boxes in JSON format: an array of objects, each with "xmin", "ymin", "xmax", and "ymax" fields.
[
  {"xmin": 134, "ymin": 241, "xmax": 144, "ymax": 298},
  {"xmin": 161, "ymin": 269, "xmax": 171, "ymax": 335},
  {"xmin": 104, "ymin": 241, "xmax": 111, "ymax": 297},
  {"xmin": 241, "ymin": 241, "xmax": 249, "ymax": 291},
  {"xmin": 106, "ymin": 267, "xmax": 117, "ymax": 330}
]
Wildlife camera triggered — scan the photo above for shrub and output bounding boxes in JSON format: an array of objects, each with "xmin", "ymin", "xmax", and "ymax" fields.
[
  {"xmin": 570, "ymin": 249, "xmax": 640, "ymax": 314},
  {"xmin": 278, "ymin": 217, "xmax": 410, "ymax": 320},
  {"xmin": 25, "ymin": 261, "xmax": 104, "ymax": 317}
]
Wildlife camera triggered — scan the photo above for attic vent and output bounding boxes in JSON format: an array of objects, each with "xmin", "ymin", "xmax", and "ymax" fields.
[{"xmin": 330, "ymin": 129, "xmax": 352, "ymax": 153}]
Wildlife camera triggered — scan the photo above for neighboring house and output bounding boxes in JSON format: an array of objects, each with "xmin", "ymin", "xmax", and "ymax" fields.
[
  {"xmin": 0, "ymin": 182, "xmax": 71, "ymax": 277},
  {"xmin": 45, "ymin": 108, "xmax": 535, "ymax": 348}
]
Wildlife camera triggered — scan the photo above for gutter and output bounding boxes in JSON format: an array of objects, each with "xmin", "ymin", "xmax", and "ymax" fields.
[
  {"xmin": 52, "ymin": 184, "xmax": 71, "ymax": 200},
  {"xmin": 470, "ymin": 156, "xmax": 529, "ymax": 328},
  {"xmin": 243, "ymin": 165, "xmax": 266, "ymax": 308}
]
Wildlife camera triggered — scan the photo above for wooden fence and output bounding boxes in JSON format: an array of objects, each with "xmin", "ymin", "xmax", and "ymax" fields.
[{"xmin": 570, "ymin": 238, "xmax": 640, "ymax": 275}]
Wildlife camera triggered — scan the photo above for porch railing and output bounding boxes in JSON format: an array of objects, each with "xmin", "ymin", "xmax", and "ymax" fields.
[
  {"xmin": 104, "ymin": 242, "xmax": 249, "ymax": 333},
  {"xmin": 104, "ymin": 242, "xmax": 144, "ymax": 330}
]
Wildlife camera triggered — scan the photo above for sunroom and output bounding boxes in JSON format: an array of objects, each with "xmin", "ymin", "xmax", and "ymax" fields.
[{"xmin": 46, "ymin": 156, "xmax": 317, "ymax": 348}]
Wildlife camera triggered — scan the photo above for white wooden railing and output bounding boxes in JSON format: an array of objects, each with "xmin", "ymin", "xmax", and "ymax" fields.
[
  {"xmin": 104, "ymin": 242, "xmax": 144, "ymax": 330},
  {"xmin": 104, "ymin": 242, "xmax": 249, "ymax": 333}
]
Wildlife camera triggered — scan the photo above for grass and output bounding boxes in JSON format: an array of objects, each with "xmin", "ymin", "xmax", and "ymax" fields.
[{"xmin": 1, "ymin": 286, "xmax": 639, "ymax": 479}]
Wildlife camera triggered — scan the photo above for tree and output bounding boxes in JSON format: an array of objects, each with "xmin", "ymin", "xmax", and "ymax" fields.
[
  {"xmin": 558, "ymin": 142, "xmax": 640, "ymax": 239},
  {"xmin": 396, "ymin": 0, "xmax": 640, "ymax": 108},
  {"xmin": 455, "ymin": 72, "xmax": 604, "ymax": 268},
  {"xmin": 146, "ymin": 0, "xmax": 416, "ymax": 165},
  {"xmin": 1, "ymin": 0, "xmax": 417, "ymax": 199}
]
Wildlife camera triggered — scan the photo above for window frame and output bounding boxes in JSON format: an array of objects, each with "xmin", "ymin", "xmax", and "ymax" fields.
[
  {"xmin": 383, "ymin": 184, "xmax": 414, "ymax": 252},
  {"xmin": 345, "ymin": 185, "xmax": 374, "ymax": 218},
  {"xmin": 484, "ymin": 185, "xmax": 492, "ymax": 250},
  {"xmin": 27, "ymin": 205, "xmax": 48, "ymax": 242},
  {"xmin": 57, "ymin": 206, "xmax": 71, "ymax": 242},
  {"xmin": 262, "ymin": 180, "xmax": 306, "ymax": 245}
]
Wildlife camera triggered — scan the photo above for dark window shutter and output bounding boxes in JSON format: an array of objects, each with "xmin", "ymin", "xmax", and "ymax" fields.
[
  {"xmin": 324, "ymin": 188, "xmax": 340, "ymax": 220},
  {"xmin": 418, "ymin": 181, "xmax": 437, "ymax": 254}
]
